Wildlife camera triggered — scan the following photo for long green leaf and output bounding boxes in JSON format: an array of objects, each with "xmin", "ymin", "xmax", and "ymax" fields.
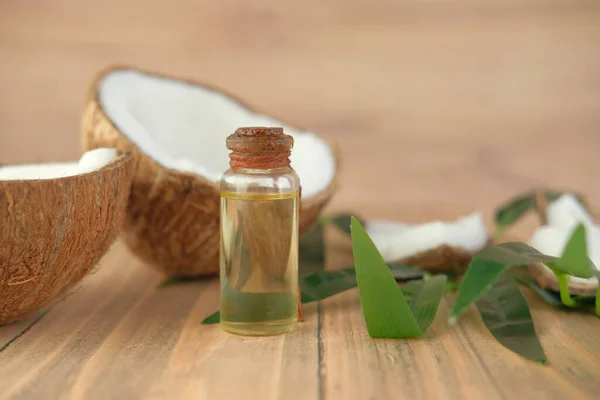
[
  {"xmin": 494, "ymin": 194, "xmax": 536, "ymax": 234},
  {"xmin": 449, "ymin": 242, "xmax": 558, "ymax": 324},
  {"xmin": 157, "ymin": 275, "xmax": 210, "ymax": 288},
  {"xmin": 513, "ymin": 276, "xmax": 563, "ymax": 307},
  {"xmin": 476, "ymin": 242, "xmax": 557, "ymax": 265},
  {"xmin": 409, "ymin": 275, "xmax": 448, "ymax": 332},
  {"xmin": 202, "ymin": 311, "xmax": 221, "ymax": 324},
  {"xmin": 449, "ymin": 259, "xmax": 510, "ymax": 324},
  {"xmin": 388, "ymin": 263, "xmax": 426, "ymax": 280},
  {"xmin": 514, "ymin": 276, "xmax": 599, "ymax": 318},
  {"xmin": 219, "ymin": 272, "xmax": 296, "ymax": 323},
  {"xmin": 300, "ymin": 269, "xmax": 358, "ymax": 303},
  {"xmin": 451, "ymin": 224, "xmax": 593, "ymax": 323},
  {"xmin": 300, "ymin": 264, "xmax": 423, "ymax": 303},
  {"xmin": 351, "ymin": 217, "xmax": 422, "ymax": 338},
  {"xmin": 475, "ymin": 274, "xmax": 546, "ymax": 364},
  {"xmin": 494, "ymin": 190, "xmax": 582, "ymax": 234}
]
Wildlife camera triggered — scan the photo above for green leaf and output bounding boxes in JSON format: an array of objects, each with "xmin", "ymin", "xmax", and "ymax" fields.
[
  {"xmin": 397, "ymin": 280, "xmax": 422, "ymax": 303},
  {"xmin": 476, "ymin": 242, "xmax": 557, "ymax": 265},
  {"xmin": 449, "ymin": 242, "xmax": 558, "ymax": 324},
  {"xmin": 300, "ymin": 264, "xmax": 423, "ymax": 303},
  {"xmin": 543, "ymin": 223, "xmax": 592, "ymax": 308},
  {"xmin": 514, "ymin": 276, "xmax": 599, "ymax": 318},
  {"xmin": 451, "ymin": 224, "xmax": 595, "ymax": 323},
  {"xmin": 409, "ymin": 275, "xmax": 448, "ymax": 332},
  {"xmin": 300, "ymin": 268, "xmax": 358, "ymax": 303},
  {"xmin": 219, "ymin": 272, "xmax": 296, "ymax": 323},
  {"xmin": 554, "ymin": 224, "xmax": 593, "ymax": 278},
  {"xmin": 157, "ymin": 275, "xmax": 209, "ymax": 288},
  {"xmin": 202, "ymin": 311, "xmax": 220, "ymax": 324},
  {"xmin": 513, "ymin": 276, "xmax": 563, "ymax": 307},
  {"xmin": 494, "ymin": 194, "xmax": 536, "ymax": 235},
  {"xmin": 475, "ymin": 274, "xmax": 546, "ymax": 364},
  {"xmin": 350, "ymin": 216, "xmax": 422, "ymax": 338},
  {"xmin": 449, "ymin": 259, "xmax": 510, "ymax": 324},
  {"xmin": 299, "ymin": 222, "xmax": 325, "ymax": 276},
  {"xmin": 388, "ymin": 263, "xmax": 426, "ymax": 280},
  {"xmin": 494, "ymin": 190, "xmax": 585, "ymax": 235}
]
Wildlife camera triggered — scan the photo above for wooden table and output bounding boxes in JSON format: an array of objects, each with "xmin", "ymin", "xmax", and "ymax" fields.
[{"xmin": 1, "ymin": 1, "xmax": 600, "ymax": 399}]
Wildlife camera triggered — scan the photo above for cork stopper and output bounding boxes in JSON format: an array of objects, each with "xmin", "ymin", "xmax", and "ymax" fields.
[{"xmin": 226, "ymin": 127, "xmax": 294, "ymax": 154}]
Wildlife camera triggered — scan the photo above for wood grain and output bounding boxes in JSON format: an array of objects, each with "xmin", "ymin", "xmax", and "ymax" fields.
[{"xmin": 1, "ymin": 0, "xmax": 600, "ymax": 399}]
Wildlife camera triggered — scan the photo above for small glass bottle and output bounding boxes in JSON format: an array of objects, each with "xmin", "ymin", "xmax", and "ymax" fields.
[{"xmin": 219, "ymin": 127, "xmax": 300, "ymax": 336}]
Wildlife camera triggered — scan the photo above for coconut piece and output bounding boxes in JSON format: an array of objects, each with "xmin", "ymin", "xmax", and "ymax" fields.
[
  {"xmin": 528, "ymin": 207, "xmax": 600, "ymax": 296},
  {"xmin": 365, "ymin": 212, "xmax": 489, "ymax": 273},
  {"xmin": 0, "ymin": 148, "xmax": 118, "ymax": 180},
  {"xmin": 547, "ymin": 193, "xmax": 596, "ymax": 231},
  {"xmin": 0, "ymin": 149, "xmax": 133, "ymax": 325},
  {"xmin": 81, "ymin": 65, "xmax": 340, "ymax": 277}
]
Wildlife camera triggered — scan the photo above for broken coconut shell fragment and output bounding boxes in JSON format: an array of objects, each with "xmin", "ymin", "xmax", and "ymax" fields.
[
  {"xmin": 527, "ymin": 193, "xmax": 600, "ymax": 296},
  {"xmin": 0, "ymin": 149, "xmax": 134, "ymax": 325},
  {"xmin": 365, "ymin": 212, "xmax": 490, "ymax": 274},
  {"xmin": 81, "ymin": 65, "xmax": 340, "ymax": 277}
]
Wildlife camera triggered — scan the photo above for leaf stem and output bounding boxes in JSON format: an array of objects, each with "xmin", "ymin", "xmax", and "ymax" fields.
[{"xmin": 556, "ymin": 273, "xmax": 577, "ymax": 308}]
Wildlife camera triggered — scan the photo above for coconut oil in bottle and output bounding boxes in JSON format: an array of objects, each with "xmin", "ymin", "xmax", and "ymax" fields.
[{"xmin": 219, "ymin": 127, "xmax": 300, "ymax": 336}]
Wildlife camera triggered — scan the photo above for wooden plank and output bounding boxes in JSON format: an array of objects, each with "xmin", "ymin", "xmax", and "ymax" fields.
[
  {"xmin": 0, "ymin": 311, "xmax": 46, "ymax": 352},
  {"xmin": 319, "ymin": 231, "xmax": 600, "ymax": 400},
  {"xmin": 0, "ymin": 242, "xmax": 320, "ymax": 399},
  {"xmin": 319, "ymin": 289, "xmax": 600, "ymax": 400}
]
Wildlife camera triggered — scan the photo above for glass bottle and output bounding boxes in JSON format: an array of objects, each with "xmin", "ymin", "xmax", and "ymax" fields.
[{"xmin": 219, "ymin": 127, "xmax": 300, "ymax": 336}]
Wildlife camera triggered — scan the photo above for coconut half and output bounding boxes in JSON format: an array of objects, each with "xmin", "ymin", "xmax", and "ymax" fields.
[
  {"xmin": 0, "ymin": 149, "xmax": 133, "ymax": 325},
  {"xmin": 365, "ymin": 212, "xmax": 490, "ymax": 273},
  {"xmin": 81, "ymin": 65, "xmax": 340, "ymax": 276},
  {"xmin": 528, "ymin": 193, "xmax": 600, "ymax": 295}
]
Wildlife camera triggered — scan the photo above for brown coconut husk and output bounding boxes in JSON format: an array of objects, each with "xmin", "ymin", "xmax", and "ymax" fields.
[
  {"xmin": 81, "ymin": 65, "xmax": 340, "ymax": 277},
  {"xmin": 0, "ymin": 153, "xmax": 134, "ymax": 325},
  {"xmin": 392, "ymin": 244, "xmax": 483, "ymax": 275}
]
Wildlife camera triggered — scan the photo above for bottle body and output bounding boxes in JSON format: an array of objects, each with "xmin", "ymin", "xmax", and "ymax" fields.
[{"xmin": 219, "ymin": 166, "xmax": 300, "ymax": 336}]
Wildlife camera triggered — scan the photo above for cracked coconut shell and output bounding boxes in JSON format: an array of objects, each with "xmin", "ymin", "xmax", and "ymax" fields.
[
  {"xmin": 0, "ymin": 152, "xmax": 134, "ymax": 325},
  {"xmin": 365, "ymin": 212, "xmax": 490, "ymax": 274},
  {"xmin": 81, "ymin": 65, "xmax": 340, "ymax": 277}
]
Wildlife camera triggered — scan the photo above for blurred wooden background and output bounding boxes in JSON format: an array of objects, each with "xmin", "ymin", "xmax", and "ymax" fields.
[{"xmin": 1, "ymin": 0, "xmax": 600, "ymax": 222}]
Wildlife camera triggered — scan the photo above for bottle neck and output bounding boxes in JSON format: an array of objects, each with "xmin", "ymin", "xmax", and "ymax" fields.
[{"xmin": 228, "ymin": 150, "xmax": 291, "ymax": 170}]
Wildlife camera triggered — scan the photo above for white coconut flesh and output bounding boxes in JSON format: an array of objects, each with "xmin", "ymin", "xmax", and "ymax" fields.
[
  {"xmin": 98, "ymin": 69, "xmax": 336, "ymax": 198},
  {"xmin": 528, "ymin": 193, "xmax": 600, "ymax": 287},
  {"xmin": 365, "ymin": 212, "xmax": 489, "ymax": 263},
  {"xmin": 0, "ymin": 148, "xmax": 117, "ymax": 181}
]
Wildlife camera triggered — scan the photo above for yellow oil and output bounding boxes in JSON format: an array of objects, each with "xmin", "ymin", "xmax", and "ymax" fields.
[{"xmin": 219, "ymin": 190, "xmax": 299, "ymax": 336}]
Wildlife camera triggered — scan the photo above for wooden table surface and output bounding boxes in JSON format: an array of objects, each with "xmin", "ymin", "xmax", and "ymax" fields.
[{"xmin": 1, "ymin": 1, "xmax": 600, "ymax": 399}]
